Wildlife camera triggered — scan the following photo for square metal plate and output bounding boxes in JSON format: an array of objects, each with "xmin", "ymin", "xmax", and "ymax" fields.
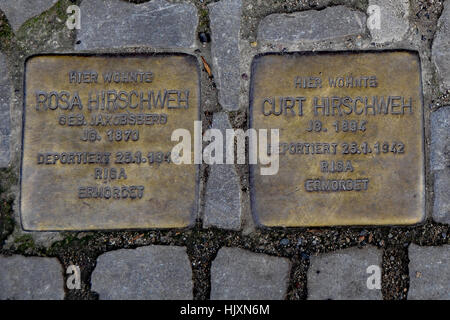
[
  {"xmin": 21, "ymin": 54, "xmax": 200, "ymax": 230},
  {"xmin": 250, "ymin": 51, "xmax": 425, "ymax": 226}
]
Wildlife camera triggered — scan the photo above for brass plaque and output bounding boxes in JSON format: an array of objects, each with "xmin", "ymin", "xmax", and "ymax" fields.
[
  {"xmin": 250, "ymin": 51, "xmax": 425, "ymax": 226},
  {"xmin": 21, "ymin": 54, "xmax": 199, "ymax": 230}
]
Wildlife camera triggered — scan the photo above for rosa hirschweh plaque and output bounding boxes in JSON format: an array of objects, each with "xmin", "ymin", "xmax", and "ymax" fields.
[
  {"xmin": 250, "ymin": 51, "xmax": 425, "ymax": 226},
  {"xmin": 21, "ymin": 54, "xmax": 200, "ymax": 230}
]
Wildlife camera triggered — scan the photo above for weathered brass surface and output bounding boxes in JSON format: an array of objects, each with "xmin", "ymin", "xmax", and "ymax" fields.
[
  {"xmin": 250, "ymin": 51, "xmax": 424, "ymax": 226},
  {"xmin": 21, "ymin": 54, "xmax": 199, "ymax": 230}
]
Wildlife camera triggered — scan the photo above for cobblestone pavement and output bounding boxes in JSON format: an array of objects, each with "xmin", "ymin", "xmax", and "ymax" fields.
[{"xmin": 0, "ymin": 0, "xmax": 449, "ymax": 300}]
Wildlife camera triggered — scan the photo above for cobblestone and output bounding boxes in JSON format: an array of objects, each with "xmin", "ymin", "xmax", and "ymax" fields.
[
  {"xmin": 91, "ymin": 246, "xmax": 193, "ymax": 300},
  {"xmin": 0, "ymin": 53, "xmax": 10, "ymax": 167},
  {"xmin": 432, "ymin": 0, "xmax": 450, "ymax": 91},
  {"xmin": 257, "ymin": 6, "xmax": 366, "ymax": 44},
  {"xmin": 368, "ymin": 0, "xmax": 410, "ymax": 43},
  {"xmin": 210, "ymin": 247, "xmax": 290, "ymax": 300},
  {"xmin": 308, "ymin": 247, "xmax": 383, "ymax": 300},
  {"xmin": 209, "ymin": 0, "xmax": 242, "ymax": 111},
  {"xmin": 0, "ymin": 0, "xmax": 57, "ymax": 32},
  {"xmin": 408, "ymin": 244, "xmax": 450, "ymax": 300},
  {"xmin": 76, "ymin": 0, "xmax": 198, "ymax": 50},
  {"xmin": 203, "ymin": 112, "xmax": 241, "ymax": 230},
  {"xmin": 431, "ymin": 107, "xmax": 450, "ymax": 224},
  {"xmin": 0, "ymin": 255, "xmax": 64, "ymax": 300}
]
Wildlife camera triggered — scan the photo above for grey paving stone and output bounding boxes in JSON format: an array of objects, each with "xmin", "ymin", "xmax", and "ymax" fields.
[
  {"xmin": 208, "ymin": 0, "xmax": 241, "ymax": 111},
  {"xmin": 204, "ymin": 112, "xmax": 241, "ymax": 230},
  {"xmin": 431, "ymin": 107, "xmax": 450, "ymax": 171},
  {"xmin": 308, "ymin": 247, "xmax": 382, "ymax": 300},
  {"xmin": 0, "ymin": 255, "xmax": 64, "ymax": 300},
  {"xmin": 210, "ymin": 247, "xmax": 290, "ymax": 300},
  {"xmin": 408, "ymin": 244, "xmax": 450, "ymax": 300},
  {"xmin": 204, "ymin": 164, "xmax": 241, "ymax": 230},
  {"xmin": 432, "ymin": 0, "xmax": 450, "ymax": 91},
  {"xmin": 91, "ymin": 246, "xmax": 193, "ymax": 300},
  {"xmin": 76, "ymin": 0, "xmax": 197, "ymax": 50},
  {"xmin": 0, "ymin": 0, "xmax": 57, "ymax": 32},
  {"xmin": 368, "ymin": 0, "xmax": 410, "ymax": 43},
  {"xmin": 0, "ymin": 54, "xmax": 10, "ymax": 167},
  {"xmin": 257, "ymin": 6, "xmax": 366, "ymax": 44},
  {"xmin": 431, "ymin": 107, "xmax": 450, "ymax": 224},
  {"xmin": 433, "ymin": 169, "xmax": 450, "ymax": 224}
]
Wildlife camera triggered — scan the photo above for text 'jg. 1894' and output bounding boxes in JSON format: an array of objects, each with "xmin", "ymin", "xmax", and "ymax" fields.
[{"xmin": 250, "ymin": 51, "xmax": 425, "ymax": 226}]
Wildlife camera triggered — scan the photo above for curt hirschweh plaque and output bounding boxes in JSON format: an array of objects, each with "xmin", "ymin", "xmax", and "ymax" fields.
[
  {"xmin": 250, "ymin": 51, "xmax": 425, "ymax": 226},
  {"xmin": 21, "ymin": 54, "xmax": 199, "ymax": 230}
]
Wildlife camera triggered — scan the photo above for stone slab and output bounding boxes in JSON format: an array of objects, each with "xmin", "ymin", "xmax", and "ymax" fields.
[
  {"xmin": 368, "ymin": 0, "xmax": 410, "ymax": 44},
  {"xmin": 210, "ymin": 247, "xmax": 290, "ymax": 300},
  {"xmin": 257, "ymin": 5, "xmax": 366, "ymax": 44},
  {"xmin": 208, "ymin": 0, "xmax": 241, "ymax": 111},
  {"xmin": 250, "ymin": 51, "xmax": 424, "ymax": 227},
  {"xmin": 0, "ymin": 255, "xmax": 64, "ymax": 300},
  {"xmin": 91, "ymin": 246, "xmax": 193, "ymax": 300},
  {"xmin": 0, "ymin": 53, "xmax": 10, "ymax": 167},
  {"xmin": 203, "ymin": 112, "xmax": 241, "ymax": 230},
  {"xmin": 431, "ymin": 107, "xmax": 450, "ymax": 171},
  {"xmin": 308, "ymin": 247, "xmax": 382, "ymax": 300},
  {"xmin": 0, "ymin": 0, "xmax": 58, "ymax": 32},
  {"xmin": 433, "ymin": 169, "xmax": 450, "ymax": 224},
  {"xmin": 432, "ymin": 0, "xmax": 450, "ymax": 91},
  {"xmin": 431, "ymin": 107, "xmax": 450, "ymax": 224},
  {"xmin": 21, "ymin": 54, "xmax": 200, "ymax": 230},
  {"xmin": 76, "ymin": 0, "xmax": 198, "ymax": 50},
  {"xmin": 408, "ymin": 244, "xmax": 450, "ymax": 300}
]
